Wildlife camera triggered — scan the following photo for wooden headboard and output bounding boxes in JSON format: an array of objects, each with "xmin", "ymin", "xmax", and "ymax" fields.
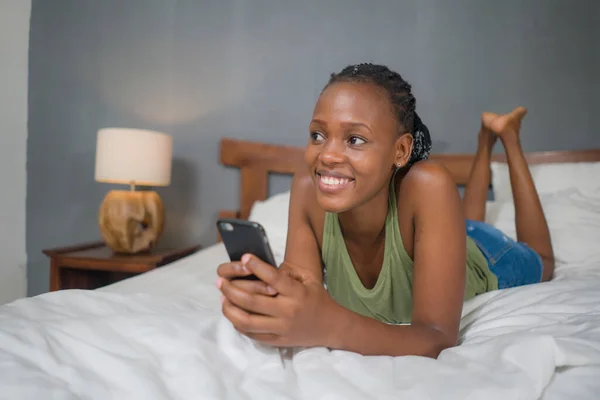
[{"xmin": 218, "ymin": 137, "xmax": 600, "ymax": 233}]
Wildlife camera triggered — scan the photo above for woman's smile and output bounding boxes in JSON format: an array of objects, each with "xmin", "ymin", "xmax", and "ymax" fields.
[{"xmin": 316, "ymin": 169, "xmax": 356, "ymax": 194}]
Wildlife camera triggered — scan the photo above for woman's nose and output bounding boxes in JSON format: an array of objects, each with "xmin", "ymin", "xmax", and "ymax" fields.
[{"xmin": 319, "ymin": 140, "xmax": 345, "ymax": 165}]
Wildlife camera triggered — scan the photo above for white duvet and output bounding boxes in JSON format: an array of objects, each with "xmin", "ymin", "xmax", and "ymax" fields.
[
  {"xmin": 1, "ymin": 188, "xmax": 600, "ymax": 399},
  {"xmin": 1, "ymin": 268, "xmax": 599, "ymax": 400}
]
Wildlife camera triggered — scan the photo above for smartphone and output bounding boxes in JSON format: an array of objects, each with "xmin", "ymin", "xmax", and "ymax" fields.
[{"xmin": 217, "ymin": 218, "xmax": 277, "ymax": 280}]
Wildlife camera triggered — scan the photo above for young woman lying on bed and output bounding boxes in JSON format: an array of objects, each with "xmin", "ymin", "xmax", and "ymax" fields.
[{"xmin": 216, "ymin": 63, "xmax": 555, "ymax": 358}]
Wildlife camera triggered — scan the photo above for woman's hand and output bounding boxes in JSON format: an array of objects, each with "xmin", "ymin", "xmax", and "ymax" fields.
[
  {"xmin": 216, "ymin": 254, "xmax": 339, "ymax": 348},
  {"xmin": 216, "ymin": 259, "xmax": 278, "ymax": 297}
]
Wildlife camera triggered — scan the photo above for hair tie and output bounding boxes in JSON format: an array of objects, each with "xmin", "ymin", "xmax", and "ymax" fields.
[{"xmin": 409, "ymin": 112, "xmax": 432, "ymax": 164}]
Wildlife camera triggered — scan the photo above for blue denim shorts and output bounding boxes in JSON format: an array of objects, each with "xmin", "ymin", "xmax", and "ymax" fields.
[{"xmin": 465, "ymin": 220, "xmax": 543, "ymax": 289}]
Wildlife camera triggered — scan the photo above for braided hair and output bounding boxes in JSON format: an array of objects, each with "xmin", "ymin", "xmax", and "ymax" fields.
[{"xmin": 324, "ymin": 63, "xmax": 432, "ymax": 165}]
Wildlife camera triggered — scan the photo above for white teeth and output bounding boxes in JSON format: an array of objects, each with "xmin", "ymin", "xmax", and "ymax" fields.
[{"xmin": 320, "ymin": 175, "xmax": 350, "ymax": 186}]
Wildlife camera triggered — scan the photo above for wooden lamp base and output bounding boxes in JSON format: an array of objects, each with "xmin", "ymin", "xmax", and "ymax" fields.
[{"xmin": 98, "ymin": 190, "xmax": 165, "ymax": 254}]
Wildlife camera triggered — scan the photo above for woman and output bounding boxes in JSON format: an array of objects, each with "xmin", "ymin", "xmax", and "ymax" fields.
[{"xmin": 216, "ymin": 63, "xmax": 554, "ymax": 358}]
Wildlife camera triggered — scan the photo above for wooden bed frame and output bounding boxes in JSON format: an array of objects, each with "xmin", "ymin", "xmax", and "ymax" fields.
[{"xmin": 218, "ymin": 137, "xmax": 600, "ymax": 232}]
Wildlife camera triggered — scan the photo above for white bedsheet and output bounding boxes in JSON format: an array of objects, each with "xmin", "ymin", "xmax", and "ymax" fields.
[{"xmin": 1, "ymin": 243, "xmax": 600, "ymax": 399}]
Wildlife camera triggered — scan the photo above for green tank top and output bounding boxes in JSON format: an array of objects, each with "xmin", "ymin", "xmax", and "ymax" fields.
[{"xmin": 322, "ymin": 177, "xmax": 498, "ymax": 325}]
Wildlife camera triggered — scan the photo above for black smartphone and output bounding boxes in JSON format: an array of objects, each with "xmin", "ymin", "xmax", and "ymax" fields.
[{"xmin": 217, "ymin": 218, "xmax": 277, "ymax": 280}]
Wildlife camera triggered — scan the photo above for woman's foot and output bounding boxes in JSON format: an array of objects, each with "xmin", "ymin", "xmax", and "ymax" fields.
[{"xmin": 481, "ymin": 106, "xmax": 528, "ymax": 143}]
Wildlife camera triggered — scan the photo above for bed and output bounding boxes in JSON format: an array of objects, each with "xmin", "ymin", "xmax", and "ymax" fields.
[{"xmin": 1, "ymin": 138, "xmax": 600, "ymax": 400}]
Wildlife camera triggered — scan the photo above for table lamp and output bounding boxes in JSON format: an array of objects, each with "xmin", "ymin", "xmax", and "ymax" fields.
[{"xmin": 94, "ymin": 128, "xmax": 173, "ymax": 254}]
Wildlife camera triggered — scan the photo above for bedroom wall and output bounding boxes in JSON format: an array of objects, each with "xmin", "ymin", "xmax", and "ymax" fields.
[
  {"xmin": 0, "ymin": 0, "xmax": 31, "ymax": 304},
  {"xmin": 596, "ymin": 6, "xmax": 600, "ymax": 119},
  {"xmin": 26, "ymin": 0, "xmax": 600, "ymax": 296}
]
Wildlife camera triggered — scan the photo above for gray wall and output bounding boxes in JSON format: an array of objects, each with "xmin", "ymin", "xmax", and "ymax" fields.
[
  {"xmin": 0, "ymin": 0, "xmax": 30, "ymax": 304},
  {"xmin": 596, "ymin": 5, "xmax": 600, "ymax": 120},
  {"xmin": 27, "ymin": 0, "xmax": 600, "ymax": 296}
]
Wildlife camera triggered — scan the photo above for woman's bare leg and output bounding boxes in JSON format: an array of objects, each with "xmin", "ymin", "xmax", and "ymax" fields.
[
  {"xmin": 482, "ymin": 107, "xmax": 555, "ymax": 281},
  {"xmin": 462, "ymin": 121, "xmax": 497, "ymax": 221}
]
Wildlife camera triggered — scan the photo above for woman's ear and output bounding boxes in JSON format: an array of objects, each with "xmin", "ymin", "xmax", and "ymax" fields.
[{"xmin": 394, "ymin": 133, "xmax": 413, "ymax": 168}]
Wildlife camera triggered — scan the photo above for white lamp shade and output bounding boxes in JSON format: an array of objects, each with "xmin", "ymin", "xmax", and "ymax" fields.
[{"xmin": 95, "ymin": 128, "xmax": 173, "ymax": 186}]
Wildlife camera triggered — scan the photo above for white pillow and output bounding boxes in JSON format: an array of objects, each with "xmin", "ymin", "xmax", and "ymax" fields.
[
  {"xmin": 485, "ymin": 188, "xmax": 600, "ymax": 279},
  {"xmin": 248, "ymin": 190, "xmax": 291, "ymax": 266},
  {"xmin": 491, "ymin": 161, "xmax": 600, "ymax": 202}
]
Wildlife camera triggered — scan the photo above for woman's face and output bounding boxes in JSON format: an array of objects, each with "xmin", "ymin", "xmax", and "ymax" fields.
[{"xmin": 305, "ymin": 81, "xmax": 402, "ymax": 213}]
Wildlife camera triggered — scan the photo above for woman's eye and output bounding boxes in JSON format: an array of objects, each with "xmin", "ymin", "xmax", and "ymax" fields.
[
  {"xmin": 310, "ymin": 131, "xmax": 325, "ymax": 142},
  {"xmin": 348, "ymin": 136, "xmax": 366, "ymax": 146}
]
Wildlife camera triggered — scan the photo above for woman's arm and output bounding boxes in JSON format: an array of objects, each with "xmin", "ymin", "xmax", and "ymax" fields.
[
  {"xmin": 278, "ymin": 170, "xmax": 326, "ymax": 284},
  {"xmin": 321, "ymin": 162, "xmax": 467, "ymax": 358},
  {"xmin": 219, "ymin": 162, "xmax": 466, "ymax": 358}
]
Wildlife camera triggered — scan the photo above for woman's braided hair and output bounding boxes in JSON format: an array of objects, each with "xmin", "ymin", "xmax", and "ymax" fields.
[{"xmin": 324, "ymin": 63, "xmax": 432, "ymax": 165}]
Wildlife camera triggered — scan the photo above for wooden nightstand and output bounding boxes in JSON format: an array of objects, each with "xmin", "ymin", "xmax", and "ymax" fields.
[{"xmin": 43, "ymin": 241, "xmax": 202, "ymax": 291}]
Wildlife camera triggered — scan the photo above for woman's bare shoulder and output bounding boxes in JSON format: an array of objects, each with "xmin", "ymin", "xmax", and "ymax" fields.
[
  {"xmin": 394, "ymin": 160, "xmax": 461, "ymax": 257},
  {"xmin": 290, "ymin": 169, "xmax": 326, "ymax": 247},
  {"xmin": 397, "ymin": 160, "xmax": 458, "ymax": 200}
]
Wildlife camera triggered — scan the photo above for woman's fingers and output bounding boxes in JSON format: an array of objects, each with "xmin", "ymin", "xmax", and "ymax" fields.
[
  {"xmin": 216, "ymin": 261, "xmax": 253, "ymax": 279},
  {"xmin": 242, "ymin": 254, "xmax": 298, "ymax": 295},
  {"xmin": 216, "ymin": 259, "xmax": 278, "ymax": 297},
  {"xmin": 220, "ymin": 278, "xmax": 278, "ymax": 316},
  {"xmin": 222, "ymin": 298, "xmax": 282, "ymax": 335},
  {"xmin": 230, "ymin": 279, "xmax": 278, "ymax": 296}
]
